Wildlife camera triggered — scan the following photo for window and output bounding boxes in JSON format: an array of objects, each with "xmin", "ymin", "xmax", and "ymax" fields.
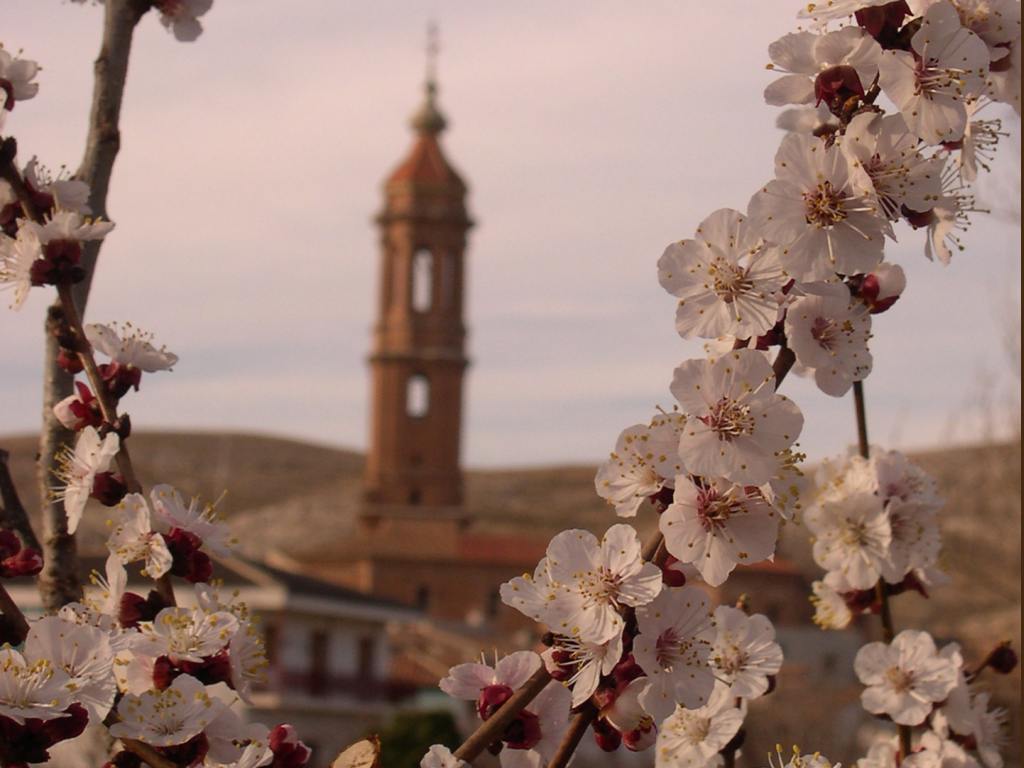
[
  {"xmin": 486, "ymin": 589, "xmax": 501, "ymax": 620},
  {"xmin": 357, "ymin": 636, "xmax": 375, "ymax": 681},
  {"xmin": 406, "ymin": 374, "xmax": 429, "ymax": 418},
  {"xmin": 415, "ymin": 584, "xmax": 431, "ymax": 610},
  {"xmin": 411, "ymin": 248, "xmax": 433, "ymax": 312},
  {"xmin": 309, "ymin": 630, "xmax": 328, "ymax": 696}
]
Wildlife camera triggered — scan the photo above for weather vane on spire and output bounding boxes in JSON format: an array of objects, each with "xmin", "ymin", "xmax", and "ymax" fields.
[
  {"xmin": 411, "ymin": 20, "xmax": 447, "ymax": 134},
  {"xmin": 426, "ymin": 21, "xmax": 440, "ymax": 87}
]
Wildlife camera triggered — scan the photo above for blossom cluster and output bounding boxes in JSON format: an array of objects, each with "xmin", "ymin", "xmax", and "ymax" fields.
[{"xmin": 420, "ymin": 1, "xmax": 1018, "ymax": 766}]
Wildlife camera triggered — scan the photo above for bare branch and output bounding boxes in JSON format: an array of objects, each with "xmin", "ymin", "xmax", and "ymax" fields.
[{"xmin": 0, "ymin": 448, "xmax": 42, "ymax": 551}]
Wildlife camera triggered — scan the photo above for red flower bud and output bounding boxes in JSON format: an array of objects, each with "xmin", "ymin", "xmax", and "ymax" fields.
[
  {"xmin": 0, "ymin": 547, "xmax": 42, "ymax": 578},
  {"xmin": 856, "ymin": 1, "xmax": 911, "ymax": 42},
  {"xmin": 56, "ymin": 348, "xmax": 84, "ymax": 374},
  {"xmin": 269, "ymin": 724, "xmax": 312, "ymax": 768},
  {"xmin": 503, "ymin": 710, "xmax": 542, "ymax": 751},
  {"xmin": 477, "ymin": 683, "xmax": 514, "ymax": 720},
  {"xmin": 982, "ymin": 642, "xmax": 1017, "ymax": 675},
  {"xmin": 98, "ymin": 362, "xmax": 143, "ymax": 399},
  {"xmin": 592, "ymin": 717, "xmax": 622, "ymax": 752},
  {"xmin": 814, "ymin": 65, "xmax": 865, "ymax": 115},
  {"xmin": 91, "ymin": 472, "xmax": 127, "ymax": 507}
]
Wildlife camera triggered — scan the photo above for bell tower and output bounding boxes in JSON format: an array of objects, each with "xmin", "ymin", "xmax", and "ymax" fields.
[{"xmin": 364, "ymin": 36, "xmax": 472, "ymax": 512}]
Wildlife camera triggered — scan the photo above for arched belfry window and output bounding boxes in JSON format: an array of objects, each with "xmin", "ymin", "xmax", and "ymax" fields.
[
  {"xmin": 412, "ymin": 248, "xmax": 433, "ymax": 312},
  {"xmin": 406, "ymin": 374, "xmax": 430, "ymax": 418}
]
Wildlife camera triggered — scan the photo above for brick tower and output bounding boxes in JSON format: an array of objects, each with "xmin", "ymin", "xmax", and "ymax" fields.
[{"xmin": 363, "ymin": 68, "xmax": 472, "ymax": 517}]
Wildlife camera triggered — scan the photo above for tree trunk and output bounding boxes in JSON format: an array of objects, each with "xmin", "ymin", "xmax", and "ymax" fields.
[{"xmin": 37, "ymin": 0, "xmax": 151, "ymax": 613}]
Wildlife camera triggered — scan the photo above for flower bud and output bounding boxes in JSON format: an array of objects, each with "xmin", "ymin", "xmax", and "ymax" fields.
[
  {"xmin": 269, "ymin": 724, "xmax": 313, "ymax": 768},
  {"xmin": 503, "ymin": 710, "xmax": 542, "ymax": 751},
  {"xmin": 91, "ymin": 471, "xmax": 127, "ymax": 507},
  {"xmin": 477, "ymin": 683, "xmax": 514, "ymax": 720},
  {"xmin": 547, "ymin": 648, "xmax": 575, "ymax": 682},
  {"xmin": 660, "ymin": 555, "xmax": 687, "ymax": 587},
  {"xmin": 98, "ymin": 362, "xmax": 143, "ymax": 399},
  {"xmin": 119, "ymin": 589, "xmax": 168, "ymax": 628},
  {"xmin": 859, "ymin": 263, "xmax": 906, "ymax": 314},
  {"xmin": 56, "ymin": 348, "xmax": 84, "ymax": 374},
  {"xmin": 814, "ymin": 65, "xmax": 865, "ymax": 115},
  {"xmin": 53, "ymin": 382, "xmax": 102, "ymax": 431},
  {"xmin": 982, "ymin": 642, "xmax": 1018, "ymax": 675},
  {"xmin": 152, "ymin": 655, "xmax": 177, "ymax": 690},
  {"xmin": 29, "ymin": 239, "xmax": 84, "ymax": 287},
  {"xmin": 0, "ymin": 546, "xmax": 42, "ymax": 578},
  {"xmin": 611, "ymin": 654, "xmax": 644, "ymax": 689},
  {"xmin": 855, "ymin": 1, "xmax": 911, "ymax": 45},
  {"xmin": 623, "ymin": 721, "xmax": 656, "ymax": 752},
  {"xmin": 592, "ymin": 717, "xmax": 622, "ymax": 752}
]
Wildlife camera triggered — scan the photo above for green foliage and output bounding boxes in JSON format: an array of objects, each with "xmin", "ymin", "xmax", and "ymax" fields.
[{"xmin": 377, "ymin": 710, "xmax": 461, "ymax": 768}]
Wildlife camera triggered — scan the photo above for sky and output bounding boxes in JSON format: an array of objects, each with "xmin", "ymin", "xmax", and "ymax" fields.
[{"xmin": 3, "ymin": 1, "xmax": 1021, "ymax": 468}]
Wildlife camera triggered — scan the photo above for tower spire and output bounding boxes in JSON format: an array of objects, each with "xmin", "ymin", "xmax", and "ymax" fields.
[{"xmin": 411, "ymin": 21, "xmax": 447, "ymax": 135}]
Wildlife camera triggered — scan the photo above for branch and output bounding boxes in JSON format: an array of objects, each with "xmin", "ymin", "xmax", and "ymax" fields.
[
  {"xmin": 452, "ymin": 666, "xmax": 553, "ymax": 764},
  {"xmin": 853, "ymin": 381, "xmax": 912, "ymax": 762},
  {"xmin": 0, "ymin": 448, "xmax": 42, "ymax": 551},
  {"xmin": 0, "ymin": 582, "xmax": 30, "ymax": 643},
  {"xmin": 31, "ymin": 0, "xmax": 153, "ymax": 612},
  {"xmin": 547, "ymin": 703, "xmax": 598, "ymax": 768},
  {"xmin": 121, "ymin": 739, "xmax": 181, "ymax": 768}
]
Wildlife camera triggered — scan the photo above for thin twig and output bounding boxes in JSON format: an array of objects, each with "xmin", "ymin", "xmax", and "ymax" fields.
[
  {"xmin": 453, "ymin": 666, "xmax": 552, "ymax": 764},
  {"xmin": 121, "ymin": 739, "xmax": 179, "ymax": 768},
  {"xmin": 547, "ymin": 703, "xmax": 598, "ymax": 768},
  {"xmin": 54, "ymin": 284, "xmax": 176, "ymax": 606},
  {"xmin": 0, "ymin": 582, "xmax": 30, "ymax": 642},
  {"xmin": 0, "ymin": 448, "xmax": 42, "ymax": 551},
  {"xmin": 854, "ymin": 381, "xmax": 912, "ymax": 762}
]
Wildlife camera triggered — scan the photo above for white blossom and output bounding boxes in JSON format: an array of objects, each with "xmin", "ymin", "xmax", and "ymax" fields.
[
  {"xmin": 748, "ymin": 132, "xmax": 887, "ymax": 281},
  {"xmin": 842, "ymin": 111, "xmax": 946, "ymax": 219},
  {"xmin": 671, "ymin": 349, "xmax": 803, "ymax": 486},
  {"xmin": 106, "ymin": 493, "xmax": 174, "ymax": 578},
  {"xmin": 854, "ymin": 630, "xmax": 961, "ymax": 725},
  {"xmin": 810, "ymin": 571, "xmax": 854, "ymax": 630},
  {"xmin": 798, "ymin": 0, "xmax": 907, "ymax": 21},
  {"xmin": 109, "ymin": 674, "xmax": 224, "ymax": 747},
  {"xmin": 0, "ymin": 647, "xmax": 75, "ymax": 724},
  {"xmin": 54, "ymin": 426, "xmax": 120, "ymax": 535},
  {"xmin": 785, "ymin": 285, "xmax": 873, "ymax": 397},
  {"xmin": 904, "ymin": 729, "xmax": 982, "ymax": 768},
  {"xmin": 806, "ymin": 489, "xmax": 891, "ymax": 589},
  {"xmin": 661, "ymin": 476, "xmax": 780, "ymax": 587},
  {"xmin": 878, "ymin": 1, "xmax": 991, "ymax": 143},
  {"xmin": 86, "ymin": 321, "xmax": 179, "ymax": 372},
  {"xmin": 23, "ymin": 614, "xmax": 116, "ymax": 722},
  {"xmin": 633, "ymin": 586, "xmax": 716, "ymax": 722},
  {"xmin": 764, "ymin": 27, "xmax": 883, "ymax": 107},
  {"xmin": 0, "ymin": 227, "xmax": 39, "ymax": 309},
  {"xmin": 654, "ymin": 683, "xmax": 743, "ymax": 768},
  {"xmin": 543, "ymin": 524, "xmax": 662, "ymax": 643},
  {"xmin": 420, "ymin": 745, "xmax": 466, "ymax": 768},
  {"xmin": 25, "ymin": 209, "xmax": 114, "ymax": 243},
  {"xmin": 658, "ymin": 208, "xmax": 787, "ymax": 340},
  {"xmin": 151, "ymin": 483, "xmax": 235, "ymax": 556},
  {"xmin": 131, "ymin": 605, "xmax": 240, "ymax": 664},
  {"xmin": 545, "ymin": 632, "xmax": 623, "ymax": 708},
  {"xmin": 595, "ymin": 413, "xmax": 685, "ymax": 518},
  {"xmin": 709, "ymin": 605, "xmax": 783, "ymax": 699},
  {"xmin": 0, "ymin": 46, "xmax": 40, "ymax": 108}
]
